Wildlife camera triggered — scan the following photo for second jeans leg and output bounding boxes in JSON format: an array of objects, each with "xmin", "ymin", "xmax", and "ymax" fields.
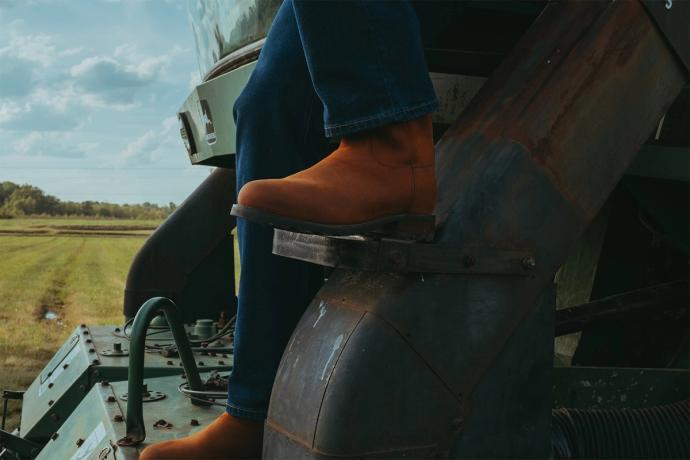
[{"xmin": 228, "ymin": 0, "xmax": 334, "ymax": 421}]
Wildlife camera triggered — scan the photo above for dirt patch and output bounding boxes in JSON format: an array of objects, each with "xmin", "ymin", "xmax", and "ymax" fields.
[{"xmin": 34, "ymin": 240, "xmax": 86, "ymax": 324}]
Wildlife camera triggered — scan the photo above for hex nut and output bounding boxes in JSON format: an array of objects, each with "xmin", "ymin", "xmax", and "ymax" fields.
[
  {"xmin": 106, "ymin": 396, "xmax": 116, "ymax": 403},
  {"xmin": 76, "ymin": 438, "xmax": 84, "ymax": 447},
  {"xmin": 113, "ymin": 414, "xmax": 123, "ymax": 423},
  {"xmin": 50, "ymin": 432, "xmax": 59, "ymax": 441},
  {"xmin": 190, "ymin": 419, "xmax": 199, "ymax": 426}
]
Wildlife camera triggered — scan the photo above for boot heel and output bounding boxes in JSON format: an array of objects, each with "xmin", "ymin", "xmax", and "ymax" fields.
[{"xmin": 383, "ymin": 215, "xmax": 436, "ymax": 242}]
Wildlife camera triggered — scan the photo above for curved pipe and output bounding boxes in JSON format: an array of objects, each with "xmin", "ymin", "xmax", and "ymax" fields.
[
  {"xmin": 123, "ymin": 167, "xmax": 236, "ymax": 323},
  {"xmin": 118, "ymin": 297, "xmax": 205, "ymax": 446}
]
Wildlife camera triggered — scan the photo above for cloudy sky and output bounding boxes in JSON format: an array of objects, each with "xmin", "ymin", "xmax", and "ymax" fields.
[{"xmin": 0, "ymin": 0, "xmax": 212, "ymax": 205}]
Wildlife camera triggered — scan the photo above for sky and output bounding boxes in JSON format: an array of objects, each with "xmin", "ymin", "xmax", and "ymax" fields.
[{"xmin": 0, "ymin": 0, "xmax": 212, "ymax": 205}]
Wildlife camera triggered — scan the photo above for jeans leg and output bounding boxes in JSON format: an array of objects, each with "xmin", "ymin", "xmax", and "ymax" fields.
[
  {"xmin": 228, "ymin": 0, "xmax": 333, "ymax": 421},
  {"xmin": 291, "ymin": 0, "xmax": 439, "ymax": 138}
]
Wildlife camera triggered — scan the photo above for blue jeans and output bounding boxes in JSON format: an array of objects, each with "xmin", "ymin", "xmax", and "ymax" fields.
[{"xmin": 227, "ymin": 0, "xmax": 438, "ymax": 421}]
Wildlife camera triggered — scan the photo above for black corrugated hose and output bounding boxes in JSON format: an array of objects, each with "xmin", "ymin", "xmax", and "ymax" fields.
[{"xmin": 552, "ymin": 399, "xmax": 689, "ymax": 459}]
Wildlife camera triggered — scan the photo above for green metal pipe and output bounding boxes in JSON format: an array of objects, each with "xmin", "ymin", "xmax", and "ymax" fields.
[{"xmin": 119, "ymin": 297, "xmax": 205, "ymax": 446}]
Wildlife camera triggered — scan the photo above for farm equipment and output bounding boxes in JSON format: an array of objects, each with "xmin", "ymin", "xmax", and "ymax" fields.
[{"xmin": 1, "ymin": 0, "xmax": 689, "ymax": 458}]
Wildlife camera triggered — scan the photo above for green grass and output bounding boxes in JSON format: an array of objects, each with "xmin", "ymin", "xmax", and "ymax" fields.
[{"xmin": 0, "ymin": 217, "xmax": 157, "ymax": 430}]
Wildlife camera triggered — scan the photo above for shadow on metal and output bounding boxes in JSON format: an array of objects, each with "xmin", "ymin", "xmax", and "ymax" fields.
[{"xmin": 264, "ymin": 0, "xmax": 687, "ymax": 458}]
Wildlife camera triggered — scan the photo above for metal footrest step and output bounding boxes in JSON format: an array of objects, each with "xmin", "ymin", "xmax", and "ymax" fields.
[{"xmin": 272, "ymin": 229, "xmax": 537, "ymax": 276}]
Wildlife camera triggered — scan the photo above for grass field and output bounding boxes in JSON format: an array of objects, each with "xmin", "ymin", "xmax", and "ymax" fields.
[{"xmin": 0, "ymin": 217, "xmax": 159, "ymax": 430}]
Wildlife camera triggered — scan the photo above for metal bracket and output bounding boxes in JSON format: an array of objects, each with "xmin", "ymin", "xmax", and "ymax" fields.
[
  {"xmin": 273, "ymin": 229, "xmax": 536, "ymax": 276},
  {"xmin": 0, "ymin": 429, "xmax": 41, "ymax": 459}
]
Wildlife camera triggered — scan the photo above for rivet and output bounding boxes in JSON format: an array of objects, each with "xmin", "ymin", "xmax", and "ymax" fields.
[
  {"xmin": 50, "ymin": 432, "xmax": 59, "ymax": 441},
  {"xmin": 82, "ymin": 331, "xmax": 89, "ymax": 335},
  {"xmin": 62, "ymin": 363, "xmax": 69, "ymax": 369},
  {"xmin": 114, "ymin": 327, "xmax": 121, "ymax": 332},
  {"xmin": 218, "ymin": 360, "xmax": 225, "ymax": 365},
  {"xmin": 85, "ymin": 339, "xmax": 92, "ymax": 344},
  {"xmin": 92, "ymin": 359, "xmax": 100, "ymax": 365},
  {"xmin": 113, "ymin": 414, "xmax": 123, "ymax": 423},
  {"xmin": 106, "ymin": 396, "xmax": 116, "ymax": 403},
  {"xmin": 48, "ymin": 383, "xmax": 54, "ymax": 389},
  {"xmin": 198, "ymin": 361, "xmax": 205, "ymax": 366},
  {"xmin": 48, "ymin": 400, "xmax": 54, "ymax": 406},
  {"xmin": 76, "ymin": 438, "xmax": 84, "ymax": 447},
  {"xmin": 88, "ymin": 348, "xmax": 96, "ymax": 354},
  {"xmin": 521, "ymin": 256, "xmax": 537, "ymax": 270},
  {"xmin": 190, "ymin": 419, "xmax": 199, "ymax": 426}
]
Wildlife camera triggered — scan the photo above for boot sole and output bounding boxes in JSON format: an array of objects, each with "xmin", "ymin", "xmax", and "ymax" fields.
[{"xmin": 231, "ymin": 205, "xmax": 435, "ymax": 242}]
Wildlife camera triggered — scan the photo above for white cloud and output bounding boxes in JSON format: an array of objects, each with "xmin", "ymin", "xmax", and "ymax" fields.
[
  {"xmin": 10, "ymin": 130, "xmax": 91, "ymax": 158},
  {"xmin": 115, "ymin": 116, "xmax": 180, "ymax": 165}
]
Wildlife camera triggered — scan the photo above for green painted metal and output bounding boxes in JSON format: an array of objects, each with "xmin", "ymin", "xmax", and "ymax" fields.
[
  {"xmin": 178, "ymin": 62, "xmax": 255, "ymax": 167},
  {"xmin": 553, "ymin": 366, "xmax": 689, "ymax": 410},
  {"xmin": 0, "ymin": 429, "xmax": 41, "ymax": 459},
  {"xmin": 34, "ymin": 374, "xmax": 225, "ymax": 460},
  {"xmin": 18, "ymin": 324, "xmax": 232, "ymax": 445},
  {"xmin": 122, "ymin": 298, "xmax": 205, "ymax": 446}
]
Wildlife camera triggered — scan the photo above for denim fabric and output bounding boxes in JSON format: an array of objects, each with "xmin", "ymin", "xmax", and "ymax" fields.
[{"xmin": 227, "ymin": 0, "xmax": 437, "ymax": 420}]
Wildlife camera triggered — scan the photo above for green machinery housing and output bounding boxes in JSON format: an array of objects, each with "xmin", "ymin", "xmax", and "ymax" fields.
[{"xmin": 1, "ymin": 1, "xmax": 689, "ymax": 459}]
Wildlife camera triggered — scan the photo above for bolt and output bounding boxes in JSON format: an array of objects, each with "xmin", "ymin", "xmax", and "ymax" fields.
[
  {"xmin": 92, "ymin": 359, "xmax": 100, "ymax": 365},
  {"xmin": 218, "ymin": 360, "xmax": 225, "ymax": 365},
  {"xmin": 198, "ymin": 361, "xmax": 205, "ymax": 366},
  {"xmin": 106, "ymin": 396, "xmax": 116, "ymax": 403},
  {"xmin": 83, "ymin": 330, "xmax": 89, "ymax": 335},
  {"xmin": 63, "ymin": 363, "xmax": 69, "ymax": 369},
  {"xmin": 521, "ymin": 256, "xmax": 537, "ymax": 270},
  {"xmin": 50, "ymin": 432, "xmax": 59, "ymax": 441},
  {"xmin": 85, "ymin": 339, "xmax": 92, "ymax": 344},
  {"xmin": 76, "ymin": 438, "xmax": 84, "ymax": 447},
  {"xmin": 50, "ymin": 413, "xmax": 60, "ymax": 421},
  {"xmin": 113, "ymin": 414, "xmax": 123, "ymax": 423},
  {"xmin": 100, "ymin": 380, "xmax": 109, "ymax": 387},
  {"xmin": 113, "ymin": 343, "xmax": 122, "ymax": 352},
  {"xmin": 47, "ymin": 371, "xmax": 53, "ymax": 377},
  {"xmin": 462, "ymin": 255, "xmax": 476, "ymax": 268},
  {"xmin": 167, "ymin": 360, "xmax": 173, "ymax": 366},
  {"xmin": 89, "ymin": 348, "xmax": 96, "ymax": 354},
  {"xmin": 48, "ymin": 382, "xmax": 54, "ymax": 389},
  {"xmin": 114, "ymin": 327, "xmax": 121, "ymax": 332},
  {"xmin": 48, "ymin": 399, "xmax": 54, "ymax": 406},
  {"xmin": 190, "ymin": 419, "xmax": 199, "ymax": 426}
]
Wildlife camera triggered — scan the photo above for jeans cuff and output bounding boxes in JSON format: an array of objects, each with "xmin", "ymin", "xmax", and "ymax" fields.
[
  {"xmin": 225, "ymin": 401, "xmax": 267, "ymax": 421},
  {"xmin": 323, "ymin": 99, "xmax": 439, "ymax": 138}
]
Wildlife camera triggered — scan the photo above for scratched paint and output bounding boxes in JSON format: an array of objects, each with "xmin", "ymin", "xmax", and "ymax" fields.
[
  {"xmin": 320, "ymin": 334, "xmax": 344, "ymax": 381},
  {"xmin": 313, "ymin": 300, "xmax": 327, "ymax": 328}
]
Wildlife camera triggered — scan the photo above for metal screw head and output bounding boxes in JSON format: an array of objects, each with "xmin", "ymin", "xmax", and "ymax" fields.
[
  {"xmin": 92, "ymin": 359, "xmax": 100, "ymax": 365},
  {"xmin": 88, "ymin": 348, "xmax": 96, "ymax": 354},
  {"xmin": 48, "ymin": 400, "xmax": 54, "ymax": 406},
  {"xmin": 62, "ymin": 363, "xmax": 69, "ymax": 369},
  {"xmin": 218, "ymin": 360, "xmax": 225, "ymax": 365},
  {"xmin": 50, "ymin": 432, "xmax": 59, "ymax": 441},
  {"xmin": 85, "ymin": 339, "xmax": 92, "ymax": 344},
  {"xmin": 106, "ymin": 396, "xmax": 116, "ymax": 403},
  {"xmin": 166, "ymin": 360, "xmax": 173, "ymax": 366},
  {"xmin": 100, "ymin": 381, "xmax": 109, "ymax": 387},
  {"xmin": 521, "ymin": 256, "xmax": 537, "ymax": 270},
  {"xmin": 113, "ymin": 414, "xmax": 123, "ymax": 423},
  {"xmin": 76, "ymin": 438, "xmax": 84, "ymax": 447},
  {"xmin": 114, "ymin": 327, "xmax": 121, "ymax": 332},
  {"xmin": 190, "ymin": 419, "xmax": 199, "ymax": 426},
  {"xmin": 50, "ymin": 413, "xmax": 60, "ymax": 421},
  {"xmin": 48, "ymin": 382, "xmax": 54, "ymax": 389},
  {"xmin": 198, "ymin": 361, "xmax": 205, "ymax": 366},
  {"xmin": 82, "ymin": 330, "xmax": 89, "ymax": 335}
]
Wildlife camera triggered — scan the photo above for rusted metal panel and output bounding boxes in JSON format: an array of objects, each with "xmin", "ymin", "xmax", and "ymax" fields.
[{"xmin": 265, "ymin": 0, "xmax": 687, "ymax": 457}]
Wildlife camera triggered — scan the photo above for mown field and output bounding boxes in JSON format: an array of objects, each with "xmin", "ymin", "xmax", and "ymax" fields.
[{"xmin": 0, "ymin": 217, "xmax": 160, "ymax": 429}]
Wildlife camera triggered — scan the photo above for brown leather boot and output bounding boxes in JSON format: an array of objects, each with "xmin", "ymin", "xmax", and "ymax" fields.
[
  {"xmin": 139, "ymin": 412, "xmax": 263, "ymax": 460},
  {"xmin": 232, "ymin": 115, "xmax": 436, "ymax": 241}
]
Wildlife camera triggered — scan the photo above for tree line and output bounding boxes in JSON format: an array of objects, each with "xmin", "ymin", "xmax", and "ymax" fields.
[{"xmin": 0, "ymin": 181, "xmax": 176, "ymax": 219}]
